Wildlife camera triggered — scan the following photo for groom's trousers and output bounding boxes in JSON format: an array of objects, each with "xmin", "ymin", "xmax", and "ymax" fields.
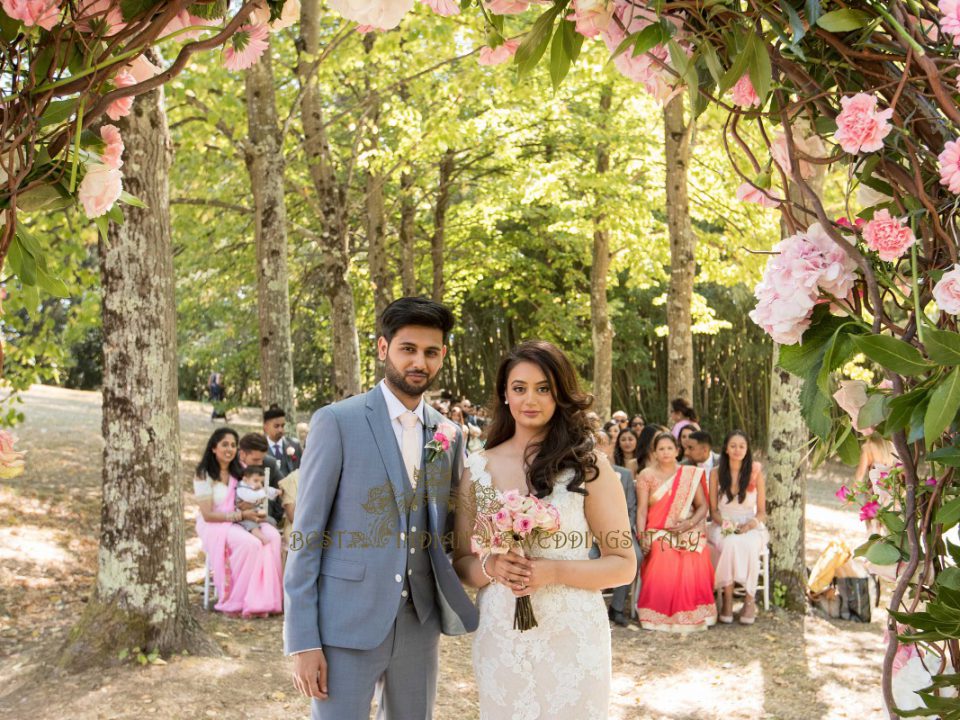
[{"xmin": 311, "ymin": 599, "xmax": 442, "ymax": 720}]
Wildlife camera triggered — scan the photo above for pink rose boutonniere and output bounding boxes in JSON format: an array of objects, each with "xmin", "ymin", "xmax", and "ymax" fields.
[
  {"xmin": 285, "ymin": 445, "xmax": 298, "ymax": 462},
  {"xmin": 425, "ymin": 422, "xmax": 457, "ymax": 462}
]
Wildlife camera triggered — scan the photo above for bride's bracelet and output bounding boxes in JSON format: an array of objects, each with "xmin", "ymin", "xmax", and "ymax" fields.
[{"xmin": 480, "ymin": 553, "xmax": 497, "ymax": 585}]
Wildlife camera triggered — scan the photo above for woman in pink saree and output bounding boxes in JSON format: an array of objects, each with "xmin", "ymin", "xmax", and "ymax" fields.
[
  {"xmin": 193, "ymin": 428, "xmax": 282, "ymax": 617},
  {"xmin": 636, "ymin": 432, "xmax": 717, "ymax": 632}
]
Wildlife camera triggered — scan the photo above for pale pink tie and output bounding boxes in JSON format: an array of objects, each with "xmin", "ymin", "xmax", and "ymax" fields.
[{"xmin": 399, "ymin": 411, "xmax": 420, "ymax": 490}]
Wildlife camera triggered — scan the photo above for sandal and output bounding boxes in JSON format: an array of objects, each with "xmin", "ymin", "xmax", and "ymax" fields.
[{"xmin": 739, "ymin": 600, "xmax": 757, "ymax": 625}]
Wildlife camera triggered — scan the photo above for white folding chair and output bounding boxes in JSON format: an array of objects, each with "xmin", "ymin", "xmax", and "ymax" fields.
[
  {"xmin": 757, "ymin": 544, "xmax": 770, "ymax": 611},
  {"xmin": 202, "ymin": 555, "xmax": 216, "ymax": 610}
]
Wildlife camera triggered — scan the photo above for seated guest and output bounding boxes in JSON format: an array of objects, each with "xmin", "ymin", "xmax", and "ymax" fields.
[
  {"xmin": 238, "ymin": 432, "xmax": 285, "ymax": 525},
  {"xmin": 635, "ymin": 433, "xmax": 716, "ymax": 632},
  {"xmin": 263, "ymin": 404, "xmax": 302, "ymax": 479},
  {"xmin": 449, "ymin": 405, "xmax": 483, "ymax": 454},
  {"xmin": 676, "ymin": 422, "xmax": 701, "ymax": 463},
  {"xmin": 612, "ymin": 410, "xmax": 629, "ymax": 431},
  {"xmin": 683, "ymin": 430, "xmax": 721, "ymax": 472},
  {"xmin": 193, "ymin": 428, "xmax": 282, "ymax": 617},
  {"xmin": 603, "ymin": 419, "xmax": 620, "ymax": 447},
  {"xmin": 614, "ymin": 428, "xmax": 640, "ymax": 475},
  {"xmin": 708, "ymin": 430, "xmax": 768, "ymax": 625},
  {"xmin": 630, "ymin": 414, "xmax": 645, "ymax": 434},
  {"xmin": 635, "ymin": 424, "xmax": 662, "ymax": 474},
  {"xmin": 669, "ymin": 398, "xmax": 698, "ymax": 439}
]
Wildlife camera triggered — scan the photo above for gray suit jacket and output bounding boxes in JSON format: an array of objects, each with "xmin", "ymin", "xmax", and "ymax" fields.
[
  {"xmin": 283, "ymin": 388, "xmax": 479, "ymax": 654},
  {"xmin": 613, "ymin": 464, "xmax": 638, "ymax": 535}
]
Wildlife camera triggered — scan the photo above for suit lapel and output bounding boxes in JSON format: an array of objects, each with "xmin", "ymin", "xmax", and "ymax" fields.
[{"xmin": 365, "ymin": 387, "xmax": 411, "ymax": 512}]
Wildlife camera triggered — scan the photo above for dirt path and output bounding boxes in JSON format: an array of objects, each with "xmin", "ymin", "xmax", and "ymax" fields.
[{"xmin": 0, "ymin": 385, "xmax": 885, "ymax": 719}]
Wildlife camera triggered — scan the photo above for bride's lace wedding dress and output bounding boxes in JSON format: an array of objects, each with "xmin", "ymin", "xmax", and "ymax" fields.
[{"xmin": 466, "ymin": 451, "xmax": 610, "ymax": 720}]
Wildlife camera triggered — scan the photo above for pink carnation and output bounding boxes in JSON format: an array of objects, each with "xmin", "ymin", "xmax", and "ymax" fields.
[
  {"xmin": 421, "ymin": 0, "xmax": 460, "ymax": 15},
  {"xmin": 862, "ymin": 209, "xmax": 915, "ymax": 262},
  {"xmin": 1, "ymin": 0, "xmax": 60, "ymax": 29},
  {"xmin": 859, "ymin": 501, "xmax": 880, "ymax": 521},
  {"xmin": 833, "ymin": 93, "xmax": 894, "ymax": 154},
  {"xmin": 939, "ymin": 140, "xmax": 960, "ymax": 194},
  {"xmin": 933, "ymin": 264, "xmax": 960, "ymax": 315},
  {"xmin": 835, "ymin": 485, "xmax": 853, "ymax": 502},
  {"xmin": 432, "ymin": 431, "xmax": 451, "ymax": 451},
  {"xmin": 736, "ymin": 182, "xmax": 779, "ymax": 208},
  {"xmin": 730, "ymin": 74, "xmax": 760, "ymax": 108},
  {"xmin": 478, "ymin": 39, "xmax": 520, "ymax": 66},
  {"xmin": 78, "ymin": 162, "xmax": 122, "ymax": 218},
  {"xmin": 483, "ymin": 0, "xmax": 529, "ymax": 14},
  {"xmin": 567, "ymin": 0, "xmax": 614, "ymax": 38},
  {"xmin": 329, "ymin": 0, "xmax": 414, "ymax": 28},
  {"xmin": 223, "ymin": 24, "xmax": 269, "ymax": 71},
  {"xmin": 99, "ymin": 124, "xmax": 124, "ymax": 170},
  {"xmin": 940, "ymin": 0, "xmax": 960, "ymax": 36},
  {"xmin": 105, "ymin": 69, "xmax": 136, "ymax": 121}
]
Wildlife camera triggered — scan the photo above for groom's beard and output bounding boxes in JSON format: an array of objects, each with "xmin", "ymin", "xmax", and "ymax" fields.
[{"xmin": 384, "ymin": 359, "xmax": 439, "ymax": 398}]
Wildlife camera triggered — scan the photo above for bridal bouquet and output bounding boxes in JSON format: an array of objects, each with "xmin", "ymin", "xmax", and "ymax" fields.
[
  {"xmin": 472, "ymin": 489, "xmax": 561, "ymax": 631},
  {"xmin": 720, "ymin": 519, "xmax": 737, "ymax": 537}
]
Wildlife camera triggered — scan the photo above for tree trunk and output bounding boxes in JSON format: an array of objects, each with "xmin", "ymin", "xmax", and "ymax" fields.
[
  {"xmin": 299, "ymin": 0, "xmax": 361, "ymax": 399},
  {"xmin": 62, "ymin": 78, "xmax": 216, "ymax": 667},
  {"xmin": 431, "ymin": 149, "xmax": 454, "ymax": 303},
  {"xmin": 664, "ymin": 94, "xmax": 696, "ymax": 409},
  {"xmin": 399, "ymin": 170, "xmax": 417, "ymax": 297},
  {"xmin": 245, "ymin": 40, "xmax": 296, "ymax": 415},
  {"xmin": 590, "ymin": 85, "xmax": 614, "ymax": 420},
  {"xmin": 766, "ymin": 131, "xmax": 824, "ymax": 611},
  {"xmin": 365, "ymin": 95, "xmax": 392, "ymax": 327}
]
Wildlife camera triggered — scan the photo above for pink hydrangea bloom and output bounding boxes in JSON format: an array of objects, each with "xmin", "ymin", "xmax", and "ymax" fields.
[
  {"xmin": 78, "ymin": 162, "xmax": 122, "ymax": 218},
  {"xmin": 1, "ymin": 0, "xmax": 60, "ymax": 29},
  {"xmin": 833, "ymin": 93, "xmax": 893, "ymax": 154},
  {"xmin": 862, "ymin": 209, "xmax": 915, "ymax": 261},
  {"xmin": 835, "ymin": 485, "xmax": 853, "ymax": 502},
  {"xmin": 421, "ymin": 0, "xmax": 460, "ymax": 15},
  {"xmin": 833, "ymin": 380, "xmax": 868, "ymax": 431},
  {"xmin": 859, "ymin": 501, "xmax": 880, "ymax": 521},
  {"xmin": 940, "ymin": 0, "xmax": 960, "ymax": 36},
  {"xmin": 939, "ymin": 140, "xmax": 960, "ymax": 194},
  {"xmin": 730, "ymin": 74, "xmax": 760, "ymax": 107},
  {"xmin": 736, "ymin": 182, "xmax": 778, "ymax": 208},
  {"xmin": 222, "ymin": 24, "xmax": 270, "ymax": 71},
  {"xmin": 933, "ymin": 264, "xmax": 960, "ymax": 315},
  {"xmin": 329, "ymin": 0, "xmax": 414, "ymax": 28},
  {"xmin": 105, "ymin": 69, "xmax": 136, "ymax": 121},
  {"xmin": 478, "ymin": 39, "xmax": 520, "ymax": 66},
  {"xmin": 483, "ymin": 0, "xmax": 530, "ymax": 14},
  {"xmin": 99, "ymin": 124, "xmax": 124, "ymax": 170},
  {"xmin": 567, "ymin": 0, "xmax": 614, "ymax": 38},
  {"xmin": 771, "ymin": 128, "xmax": 825, "ymax": 180},
  {"xmin": 750, "ymin": 223, "xmax": 857, "ymax": 345}
]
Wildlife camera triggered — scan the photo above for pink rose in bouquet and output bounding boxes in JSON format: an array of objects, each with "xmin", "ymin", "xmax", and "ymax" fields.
[{"xmin": 472, "ymin": 490, "xmax": 561, "ymax": 630}]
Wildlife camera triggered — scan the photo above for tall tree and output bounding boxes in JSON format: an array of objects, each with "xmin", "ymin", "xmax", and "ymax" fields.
[
  {"xmin": 363, "ymin": 36, "xmax": 392, "ymax": 325},
  {"xmin": 62, "ymin": 76, "xmax": 214, "ymax": 665},
  {"xmin": 664, "ymin": 94, "xmax": 696, "ymax": 408},
  {"xmin": 245, "ymin": 39, "xmax": 296, "ymax": 415},
  {"xmin": 298, "ymin": 0, "xmax": 361, "ymax": 398},
  {"xmin": 590, "ymin": 85, "xmax": 614, "ymax": 420},
  {"xmin": 431, "ymin": 149, "xmax": 455, "ymax": 303},
  {"xmin": 399, "ymin": 169, "xmax": 417, "ymax": 297}
]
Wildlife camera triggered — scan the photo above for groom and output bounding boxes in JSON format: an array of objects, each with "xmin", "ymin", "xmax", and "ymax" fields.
[{"xmin": 284, "ymin": 296, "xmax": 479, "ymax": 720}]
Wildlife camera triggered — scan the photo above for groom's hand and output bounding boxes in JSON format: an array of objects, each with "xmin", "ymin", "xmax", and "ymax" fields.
[{"xmin": 292, "ymin": 649, "xmax": 328, "ymax": 700}]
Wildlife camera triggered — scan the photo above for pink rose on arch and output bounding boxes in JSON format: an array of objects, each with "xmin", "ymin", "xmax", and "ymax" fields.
[
  {"xmin": 933, "ymin": 264, "xmax": 960, "ymax": 315},
  {"xmin": 2, "ymin": 0, "xmax": 60, "ymax": 29},
  {"xmin": 835, "ymin": 485, "xmax": 853, "ymax": 502},
  {"xmin": 567, "ymin": 0, "xmax": 614, "ymax": 38},
  {"xmin": 862, "ymin": 209, "xmax": 915, "ymax": 262},
  {"xmin": 736, "ymin": 182, "xmax": 779, "ymax": 208},
  {"xmin": 940, "ymin": 0, "xmax": 960, "ymax": 36},
  {"xmin": 99, "ymin": 124, "xmax": 124, "ymax": 170},
  {"xmin": 478, "ymin": 39, "xmax": 520, "ymax": 66},
  {"xmin": 833, "ymin": 93, "xmax": 893, "ymax": 154},
  {"xmin": 421, "ymin": 0, "xmax": 460, "ymax": 16},
  {"xmin": 939, "ymin": 140, "xmax": 960, "ymax": 194},
  {"xmin": 730, "ymin": 74, "xmax": 760, "ymax": 108},
  {"xmin": 105, "ymin": 70, "xmax": 136, "ymax": 122},
  {"xmin": 78, "ymin": 163, "xmax": 122, "ymax": 218},
  {"xmin": 859, "ymin": 501, "xmax": 880, "ymax": 521}
]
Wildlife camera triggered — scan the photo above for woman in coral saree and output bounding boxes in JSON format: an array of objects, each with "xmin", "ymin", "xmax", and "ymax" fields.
[{"xmin": 636, "ymin": 432, "xmax": 717, "ymax": 632}]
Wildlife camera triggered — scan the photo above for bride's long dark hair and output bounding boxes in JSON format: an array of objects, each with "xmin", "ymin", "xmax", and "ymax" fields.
[{"xmin": 484, "ymin": 340, "xmax": 598, "ymax": 497}]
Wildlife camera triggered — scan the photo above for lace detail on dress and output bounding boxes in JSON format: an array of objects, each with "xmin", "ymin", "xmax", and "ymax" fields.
[{"xmin": 469, "ymin": 451, "xmax": 610, "ymax": 720}]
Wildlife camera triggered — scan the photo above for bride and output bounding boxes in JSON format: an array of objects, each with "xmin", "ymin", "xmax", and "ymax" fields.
[{"xmin": 453, "ymin": 340, "xmax": 636, "ymax": 719}]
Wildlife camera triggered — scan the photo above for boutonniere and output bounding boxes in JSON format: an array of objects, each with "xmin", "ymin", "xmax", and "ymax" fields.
[
  {"xmin": 425, "ymin": 422, "xmax": 457, "ymax": 463},
  {"xmin": 285, "ymin": 446, "xmax": 298, "ymax": 462}
]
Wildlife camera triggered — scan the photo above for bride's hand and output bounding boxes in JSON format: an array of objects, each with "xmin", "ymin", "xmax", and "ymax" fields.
[
  {"xmin": 490, "ymin": 550, "xmax": 532, "ymax": 590},
  {"xmin": 511, "ymin": 558, "xmax": 556, "ymax": 598}
]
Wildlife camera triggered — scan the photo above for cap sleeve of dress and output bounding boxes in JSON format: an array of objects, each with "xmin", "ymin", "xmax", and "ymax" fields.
[{"xmin": 193, "ymin": 476, "xmax": 213, "ymax": 499}]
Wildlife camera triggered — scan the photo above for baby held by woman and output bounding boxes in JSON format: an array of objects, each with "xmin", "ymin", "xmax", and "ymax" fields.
[{"xmin": 236, "ymin": 465, "xmax": 280, "ymax": 544}]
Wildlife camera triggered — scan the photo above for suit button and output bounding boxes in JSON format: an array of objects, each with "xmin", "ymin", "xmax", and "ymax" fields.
[
  {"xmin": 410, "ymin": 548, "xmax": 415, "ymax": 554},
  {"xmin": 395, "ymin": 574, "xmax": 402, "ymax": 582},
  {"xmin": 401, "ymin": 590, "xmax": 408, "ymax": 598},
  {"xmin": 407, "ymin": 569, "xmax": 413, "ymax": 576},
  {"xmin": 400, "ymin": 532, "xmax": 406, "ymax": 542},
  {"xmin": 410, "ymin": 526, "xmax": 417, "ymax": 533}
]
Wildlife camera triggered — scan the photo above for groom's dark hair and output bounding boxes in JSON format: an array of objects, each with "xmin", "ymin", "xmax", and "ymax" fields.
[{"xmin": 380, "ymin": 296, "xmax": 455, "ymax": 342}]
